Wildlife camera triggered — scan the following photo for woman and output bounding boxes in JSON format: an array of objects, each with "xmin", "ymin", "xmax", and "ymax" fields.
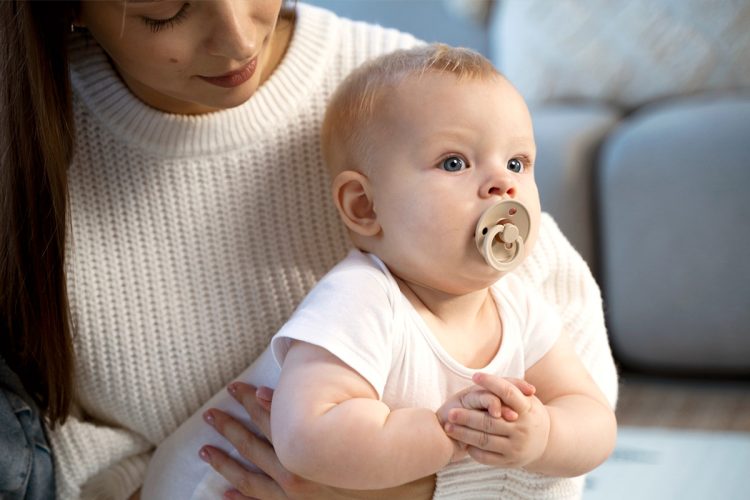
[{"xmin": 0, "ymin": 1, "xmax": 618, "ymax": 498}]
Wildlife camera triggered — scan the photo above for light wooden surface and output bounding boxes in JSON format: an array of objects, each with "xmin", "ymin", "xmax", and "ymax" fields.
[{"xmin": 615, "ymin": 372, "xmax": 750, "ymax": 432}]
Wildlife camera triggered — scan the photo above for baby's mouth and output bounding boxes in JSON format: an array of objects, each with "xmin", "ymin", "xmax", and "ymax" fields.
[{"xmin": 474, "ymin": 201, "xmax": 532, "ymax": 272}]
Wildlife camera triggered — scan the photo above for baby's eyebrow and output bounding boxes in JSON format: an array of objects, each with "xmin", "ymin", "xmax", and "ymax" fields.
[{"xmin": 507, "ymin": 137, "xmax": 536, "ymax": 149}]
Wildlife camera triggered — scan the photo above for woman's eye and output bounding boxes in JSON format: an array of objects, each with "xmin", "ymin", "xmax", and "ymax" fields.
[
  {"xmin": 141, "ymin": 3, "xmax": 190, "ymax": 33},
  {"xmin": 440, "ymin": 156, "xmax": 467, "ymax": 172},
  {"xmin": 507, "ymin": 158, "xmax": 524, "ymax": 173}
]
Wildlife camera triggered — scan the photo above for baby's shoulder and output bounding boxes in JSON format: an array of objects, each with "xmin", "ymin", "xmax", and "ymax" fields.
[{"xmin": 311, "ymin": 249, "xmax": 396, "ymax": 302}]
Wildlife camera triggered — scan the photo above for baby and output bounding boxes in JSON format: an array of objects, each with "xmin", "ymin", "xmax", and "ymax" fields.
[{"xmin": 143, "ymin": 44, "xmax": 616, "ymax": 498}]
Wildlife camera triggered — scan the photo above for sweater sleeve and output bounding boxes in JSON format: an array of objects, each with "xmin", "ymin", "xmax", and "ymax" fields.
[
  {"xmin": 517, "ymin": 213, "xmax": 619, "ymax": 408},
  {"xmin": 434, "ymin": 213, "xmax": 618, "ymax": 499},
  {"xmin": 49, "ymin": 408, "xmax": 152, "ymax": 500}
]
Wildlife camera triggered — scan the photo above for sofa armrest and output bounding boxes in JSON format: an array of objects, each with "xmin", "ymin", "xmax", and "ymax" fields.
[
  {"xmin": 598, "ymin": 93, "xmax": 750, "ymax": 373},
  {"xmin": 532, "ymin": 104, "xmax": 620, "ymax": 270}
]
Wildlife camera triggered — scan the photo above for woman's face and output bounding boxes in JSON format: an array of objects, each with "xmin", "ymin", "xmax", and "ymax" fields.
[{"xmin": 78, "ymin": 0, "xmax": 288, "ymax": 114}]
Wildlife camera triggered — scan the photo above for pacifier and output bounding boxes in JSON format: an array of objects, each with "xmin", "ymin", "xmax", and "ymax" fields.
[{"xmin": 474, "ymin": 200, "xmax": 533, "ymax": 272}]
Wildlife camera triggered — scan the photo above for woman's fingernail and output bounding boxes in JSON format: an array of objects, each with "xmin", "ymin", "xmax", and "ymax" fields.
[
  {"xmin": 199, "ymin": 446, "xmax": 211, "ymax": 463},
  {"xmin": 227, "ymin": 383, "xmax": 238, "ymax": 396},
  {"xmin": 203, "ymin": 410, "xmax": 215, "ymax": 425}
]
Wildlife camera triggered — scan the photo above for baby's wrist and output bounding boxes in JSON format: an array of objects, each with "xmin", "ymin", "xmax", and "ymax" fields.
[{"xmin": 434, "ymin": 414, "xmax": 459, "ymax": 465}]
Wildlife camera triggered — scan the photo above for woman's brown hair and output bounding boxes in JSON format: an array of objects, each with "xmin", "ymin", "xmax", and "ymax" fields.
[{"xmin": 0, "ymin": 1, "xmax": 78, "ymax": 426}]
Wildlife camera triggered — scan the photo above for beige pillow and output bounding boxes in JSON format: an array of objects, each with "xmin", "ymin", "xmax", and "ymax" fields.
[{"xmin": 492, "ymin": 0, "xmax": 750, "ymax": 108}]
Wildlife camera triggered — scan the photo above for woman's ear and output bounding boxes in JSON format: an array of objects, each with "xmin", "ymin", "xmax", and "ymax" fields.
[{"xmin": 331, "ymin": 170, "xmax": 381, "ymax": 237}]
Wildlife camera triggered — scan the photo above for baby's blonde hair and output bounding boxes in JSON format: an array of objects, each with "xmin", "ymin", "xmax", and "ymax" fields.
[{"xmin": 321, "ymin": 44, "xmax": 501, "ymax": 175}]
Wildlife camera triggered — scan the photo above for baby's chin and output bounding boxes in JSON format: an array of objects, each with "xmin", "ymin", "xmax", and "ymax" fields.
[{"xmin": 417, "ymin": 267, "xmax": 509, "ymax": 296}]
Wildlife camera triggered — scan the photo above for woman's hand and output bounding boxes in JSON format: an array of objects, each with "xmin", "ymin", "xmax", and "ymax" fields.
[{"xmin": 202, "ymin": 383, "xmax": 436, "ymax": 499}]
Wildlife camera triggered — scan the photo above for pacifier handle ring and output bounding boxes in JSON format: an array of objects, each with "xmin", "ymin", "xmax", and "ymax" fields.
[{"xmin": 482, "ymin": 224, "xmax": 525, "ymax": 271}]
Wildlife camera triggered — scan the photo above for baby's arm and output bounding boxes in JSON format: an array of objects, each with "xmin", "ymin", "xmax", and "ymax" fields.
[
  {"xmin": 445, "ymin": 334, "xmax": 616, "ymax": 476},
  {"xmin": 271, "ymin": 341, "xmax": 460, "ymax": 490}
]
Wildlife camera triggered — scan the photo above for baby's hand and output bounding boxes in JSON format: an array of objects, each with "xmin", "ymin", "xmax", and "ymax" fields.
[
  {"xmin": 444, "ymin": 373, "xmax": 549, "ymax": 469},
  {"xmin": 436, "ymin": 376, "xmax": 535, "ymax": 463}
]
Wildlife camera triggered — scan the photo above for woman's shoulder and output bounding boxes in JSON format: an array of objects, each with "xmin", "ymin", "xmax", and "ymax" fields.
[{"xmin": 296, "ymin": 2, "xmax": 423, "ymax": 72}]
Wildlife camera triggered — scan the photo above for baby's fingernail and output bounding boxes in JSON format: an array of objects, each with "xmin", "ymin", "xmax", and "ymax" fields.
[
  {"xmin": 199, "ymin": 446, "xmax": 211, "ymax": 462},
  {"xmin": 203, "ymin": 410, "xmax": 215, "ymax": 425},
  {"xmin": 445, "ymin": 423, "xmax": 454, "ymax": 433}
]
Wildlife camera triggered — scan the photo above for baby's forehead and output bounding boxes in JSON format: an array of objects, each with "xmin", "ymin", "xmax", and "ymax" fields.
[
  {"xmin": 387, "ymin": 69, "xmax": 506, "ymax": 97},
  {"xmin": 374, "ymin": 71, "xmax": 509, "ymax": 112}
]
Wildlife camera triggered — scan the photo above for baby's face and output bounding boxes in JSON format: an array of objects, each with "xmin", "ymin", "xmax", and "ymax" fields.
[{"xmin": 364, "ymin": 72, "xmax": 540, "ymax": 294}]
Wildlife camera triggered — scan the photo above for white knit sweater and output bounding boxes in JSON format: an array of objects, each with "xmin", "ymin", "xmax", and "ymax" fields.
[{"xmin": 51, "ymin": 4, "xmax": 618, "ymax": 499}]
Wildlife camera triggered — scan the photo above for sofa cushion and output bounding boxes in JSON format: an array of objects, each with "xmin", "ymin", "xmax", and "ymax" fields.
[
  {"xmin": 532, "ymin": 104, "xmax": 620, "ymax": 269},
  {"xmin": 492, "ymin": 0, "xmax": 750, "ymax": 108},
  {"xmin": 597, "ymin": 93, "xmax": 750, "ymax": 373}
]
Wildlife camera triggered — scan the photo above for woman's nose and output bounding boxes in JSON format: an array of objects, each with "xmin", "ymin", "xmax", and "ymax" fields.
[
  {"xmin": 480, "ymin": 166, "xmax": 516, "ymax": 199},
  {"xmin": 205, "ymin": 1, "xmax": 257, "ymax": 61}
]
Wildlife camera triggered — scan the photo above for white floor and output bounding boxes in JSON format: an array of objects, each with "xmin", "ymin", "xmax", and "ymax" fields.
[{"xmin": 584, "ymin": 426, "xmax": 750, "ymax": 500}]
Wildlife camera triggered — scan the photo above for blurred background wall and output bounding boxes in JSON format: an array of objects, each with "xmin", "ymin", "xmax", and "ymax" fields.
[{"xmin": 305, "ymin": 0, "xmax": 492, "ymax": 55}]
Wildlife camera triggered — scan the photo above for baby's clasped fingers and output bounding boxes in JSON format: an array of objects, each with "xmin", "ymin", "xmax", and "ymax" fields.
[
  {"xmin": 472, "ymin": 373, "xmax": 534, "ymax": 416},
  {"xmin": 458, "ymin": 388, "xmax": 503, "ymax": 418},
  {"xmin": 447, "ymin": 406, "xmax": 506, "ymax": 439},
  {"xmin": 444, "ymin": 415, "xmax": 507, "ymax": 456}
]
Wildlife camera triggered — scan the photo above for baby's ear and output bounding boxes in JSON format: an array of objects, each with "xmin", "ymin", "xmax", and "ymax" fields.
[{"xmin": 331, "ymin": 170, "xmax": 380, "ymax": 236}]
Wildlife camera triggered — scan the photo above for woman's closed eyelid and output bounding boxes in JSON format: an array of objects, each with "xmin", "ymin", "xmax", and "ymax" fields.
[{"xmin": 139, "ymin": 2, "xmax": 191, "ymax": 32}]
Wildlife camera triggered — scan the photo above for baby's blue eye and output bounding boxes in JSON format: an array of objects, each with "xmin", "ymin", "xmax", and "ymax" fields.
[
  {"xmin": 441, "ymin": 156, "xmax": 466, "ymax": 172},
  {"xmin": 507, "ymin": 158, "xmax": 524, "ymax": 173}
]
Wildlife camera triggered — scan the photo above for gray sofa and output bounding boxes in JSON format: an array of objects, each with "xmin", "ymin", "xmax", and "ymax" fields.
[{"xmin": 491, "ymin": 0, "xmax": 750, "ymax": 375}]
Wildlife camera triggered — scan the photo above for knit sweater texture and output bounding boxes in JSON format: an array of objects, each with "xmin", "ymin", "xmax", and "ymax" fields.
[{"xmin": 50, "ymin": 4, "xmax": 618, "ymax": 499}]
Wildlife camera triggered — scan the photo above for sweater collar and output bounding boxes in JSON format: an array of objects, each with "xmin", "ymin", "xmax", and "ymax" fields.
[{"xmin": 69, "ymin": 3, "xmax": 338, "ymax": 158}]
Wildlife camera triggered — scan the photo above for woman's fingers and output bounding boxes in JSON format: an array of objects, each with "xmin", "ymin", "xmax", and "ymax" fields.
[
  {"xmin": 199, "ymin": 444, "xmax": 284, "ymax": 499},
  {"xmin": 228, "ymin": 382, "xmax": 273, "ymax": 439},
  {"xmin": 203, "ymin": 408, "xmax": 284, "ymax": 484},
  {"xmin": 255, "ymin": 385, "xmax": 274, "ymax": 410}
]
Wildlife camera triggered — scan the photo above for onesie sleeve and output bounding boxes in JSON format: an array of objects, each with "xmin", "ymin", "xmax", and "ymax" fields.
[
  {"xmin": 271, "ymin": 252, "xmax": 395, "ymax": 399},
  {"xmin": 520, "ymin": 282, "xmax": 563, "ymax": 369}
]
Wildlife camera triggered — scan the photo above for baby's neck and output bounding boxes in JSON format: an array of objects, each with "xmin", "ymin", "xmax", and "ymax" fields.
[{"xmin": 394, "ymin": 277, "xmax": 502, "ymax": 369}]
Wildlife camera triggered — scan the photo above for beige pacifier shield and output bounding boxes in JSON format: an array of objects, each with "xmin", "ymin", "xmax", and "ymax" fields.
[{"xmin": 474, "ymin": 200, "xmax": 533, "ymax": 272}]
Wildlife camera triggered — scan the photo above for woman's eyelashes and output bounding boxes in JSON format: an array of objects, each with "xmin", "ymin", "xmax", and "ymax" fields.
[{"xmin": 141, "ymin": 3, "xmax": 191, "ymax": 33}]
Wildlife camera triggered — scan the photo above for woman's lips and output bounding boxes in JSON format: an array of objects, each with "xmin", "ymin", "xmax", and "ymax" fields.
[{"xmin": 199, "ymin": 59, "xmax": 258, "ymax": 88}]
